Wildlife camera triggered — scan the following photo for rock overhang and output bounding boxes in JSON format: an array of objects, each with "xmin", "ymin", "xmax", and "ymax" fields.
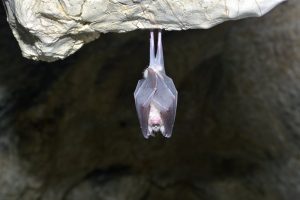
[{"xmin": 3, "ymin": 0, "xmax": 286, "ymax": 61}]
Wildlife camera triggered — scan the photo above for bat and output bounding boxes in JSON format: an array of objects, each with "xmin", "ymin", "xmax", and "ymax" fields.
[{"xmin": 134, "ymin": 30, "xmax": 178, "ymax": 139}]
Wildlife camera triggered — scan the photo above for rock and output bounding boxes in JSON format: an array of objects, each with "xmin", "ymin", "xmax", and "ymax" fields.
[
  {"xmin": 3, "ymin": 0, "xmax": 285, "ymax": 61},
  {"xmin": 65, "ymin": 169, "xmax": 149, "ymax": 200}
]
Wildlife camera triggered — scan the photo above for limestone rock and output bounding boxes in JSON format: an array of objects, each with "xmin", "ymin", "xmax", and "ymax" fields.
[{"xmin": 3, "ymin": 0, "xmax": 286, "ymax": 61}]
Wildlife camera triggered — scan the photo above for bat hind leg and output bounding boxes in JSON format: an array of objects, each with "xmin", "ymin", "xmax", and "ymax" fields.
[{"xmin": 148, "ymin": 30, "xmax": 165, "ymax": 73}]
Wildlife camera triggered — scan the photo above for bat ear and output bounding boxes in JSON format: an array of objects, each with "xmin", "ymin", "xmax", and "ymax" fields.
[{"xmin": 155, "ymin": 30, "xmax": 164, "ymax": 67}]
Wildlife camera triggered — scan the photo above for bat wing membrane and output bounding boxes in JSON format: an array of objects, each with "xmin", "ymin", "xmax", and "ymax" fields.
[
  {"xmin": 152, "ymin": 74, "xmax": 178, "ymax": 138},
  {"xmin": 134, "ymin": 72, "xmax": 157, "ymax": 138}
]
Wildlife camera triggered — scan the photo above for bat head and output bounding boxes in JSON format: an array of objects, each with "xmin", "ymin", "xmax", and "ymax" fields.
[{"xmin": 147, "ymin": 103, "xmax": 165, "ymax": 137}]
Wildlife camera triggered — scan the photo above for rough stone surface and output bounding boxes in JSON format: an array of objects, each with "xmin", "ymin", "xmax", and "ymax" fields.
[
  {"xmin": 3, "ymin": 0, "xmax": 285, "ymax": 61},
  {"xmin": 1, "ymin": 0, "xmax": 300, "ymax": 200}
]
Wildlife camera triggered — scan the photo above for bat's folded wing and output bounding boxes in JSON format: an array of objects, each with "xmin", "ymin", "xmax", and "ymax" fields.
[
  {"xmin": 134, "ymin": 74, "xmax": 156, "ymax": 138},
  {"xmin": 163, "ymin": 75, "xmax": 178, "ymax": 107},
  {"xmin": 152, "ymin": 75, "xmax": 178, "ymax": 138}
]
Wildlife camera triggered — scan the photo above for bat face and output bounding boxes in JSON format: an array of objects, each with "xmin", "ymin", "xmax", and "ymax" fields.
[{"xmin": 134, "ymin": 30, "xmax": 178, "ymax": 139}]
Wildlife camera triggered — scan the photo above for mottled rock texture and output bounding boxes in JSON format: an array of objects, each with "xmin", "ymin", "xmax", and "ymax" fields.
[
  {"xmin": 0, "ymin": 0, "xmax": 300, "ymax": 200},
  {"xmin": 3, "ymin": 0, "xmax": 285, "ymax": 61}
]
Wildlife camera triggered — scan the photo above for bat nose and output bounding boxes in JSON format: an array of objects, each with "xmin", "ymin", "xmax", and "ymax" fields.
[{"xmin": 151, "ymin": 124, "xmax": 161, "ymax": 133}]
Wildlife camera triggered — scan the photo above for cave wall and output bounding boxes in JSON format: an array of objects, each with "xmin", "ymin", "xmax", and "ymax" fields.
[{"xmin": 0, "ymin": 1, "xmax": 300, "ymax": 200}]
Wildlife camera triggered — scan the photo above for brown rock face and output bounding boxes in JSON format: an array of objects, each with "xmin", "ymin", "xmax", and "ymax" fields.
[{"xmin": 0, "ymin": 1, "xmax": 299, "ymax": 200}]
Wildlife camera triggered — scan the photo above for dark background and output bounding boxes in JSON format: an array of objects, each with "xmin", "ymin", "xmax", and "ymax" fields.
[{"xmin": 0, "ymin": 1, "xmax": 299, "ymax": 200}]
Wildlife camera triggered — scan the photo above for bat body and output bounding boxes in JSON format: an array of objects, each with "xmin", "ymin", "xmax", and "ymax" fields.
[{"xmin": 134, "ymin": 30, "xmax": 178, "ymax": 139}]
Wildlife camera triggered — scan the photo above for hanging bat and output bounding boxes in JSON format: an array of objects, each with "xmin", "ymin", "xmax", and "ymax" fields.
[{"xmin": 134, "ymin": 30, "xmax": 178, "ymax": 139}]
